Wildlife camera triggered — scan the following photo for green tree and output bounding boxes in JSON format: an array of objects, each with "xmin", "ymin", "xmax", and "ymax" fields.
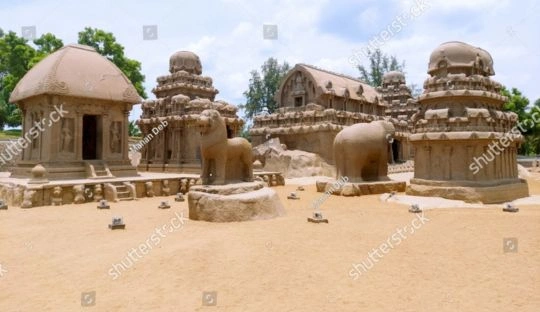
[
  {"xmin": 241, "ymin": 57, "xmax": 290, "ymax": 121},
  {"xmin": 0, "ymin": 30, "xmax": 36, "ymax": 128},
  {"xmin": 0, "ymin": 27, "xmax": 146, "ymax": 129},
  {"xmin": 128, "ymin": 120, "xmax": 141, "ymax": 137},
  {"xmin": 78, "ymin": 27, "xmax": 147, "ymax": 98},
  {"xmin": 501, "ymin": 87, "xmax": 529, "ymax": 122},
  {"xmin": 357, "ymin": 49, "xmax": 405, "ymax": 87},
  {"xmin": 30, "ymin": 33, "xmax": 64, "ymax": 66},
  {"xmin": 525, "ymin": 98, "xmax": 540, "ymax": 155},
  {"xmin": 501, "ymin": 87, "xmax": 540, "ymax": 155}
]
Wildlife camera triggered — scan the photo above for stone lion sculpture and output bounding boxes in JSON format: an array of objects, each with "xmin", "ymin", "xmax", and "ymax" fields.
[
  {"xmin": 333, "ymin": 120, "xmax": 395, "ymax": 182},
  {"xmin": 198, "ymin": 109, "xmax": 253, "ymax": 185}
]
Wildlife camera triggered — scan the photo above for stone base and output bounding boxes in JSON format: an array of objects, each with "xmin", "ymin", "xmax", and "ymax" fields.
[
  {"xmin": 406, "ymin": 178, "xmax": 529, "ymax": 204},
  {"xmin": 188, "ymin": 182, "xmax": 285, "ymax": 222},
  {"xmin": 108, "ymin": 224, "xmax": 126, "ymax": 230},
  {"xmin": 316, "ymin": 179, "xmax": 406, "ymax": 196},
  {"xmin": 0, "ymin": 172, "xmax": 199, "ymax": 208},
  {"xmin": 307, "ymin": 217, "xmax": 328, "ymax": 223}
]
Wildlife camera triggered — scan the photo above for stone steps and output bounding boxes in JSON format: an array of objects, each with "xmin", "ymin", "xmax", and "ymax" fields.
[{"xmin": 86, "ymin": 161, "xmax": 114, "ymax": 179}]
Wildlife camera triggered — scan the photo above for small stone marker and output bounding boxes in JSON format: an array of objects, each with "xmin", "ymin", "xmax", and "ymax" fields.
[
  {"xmin": 109, "ymin": 216, "xmax": 125, "ymax": 230},
  {"xmin": 308, "ymin": 211, "xmax": 328, "ymax": 223},
  {"xmin": 503, "ymin": 203, "xmax": 519, "ymax": 213},
  {"xmin": 158, "ymin": 201, "xmax": 171, "ymax": 209},
  {"xmin": 0, "ymin": 200, "xmax": 7, "ymax": 210},
  {"xmin": 97, "ymin": 199, "xmax": 110, "ymax": 209},
  {"xmin": 287, "ymin": 192, "xmax": 299, "ymax": 200},
  {"xmin": 175, "ymin": 193, "xmax": 185, "ymax": 202},
  {"xmin": 409, "ymin": 204, "xmax": 422, "ymax": 213},
  {"xmin": 385, "ymin": 191, "xmax": 396, "ymax": 201}
]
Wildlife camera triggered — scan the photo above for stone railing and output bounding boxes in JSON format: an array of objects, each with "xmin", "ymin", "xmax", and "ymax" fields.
[
  {"xmin": 388, "ymin": 160, "xmax": 415, "ymax": 174},
  {"xmin": 252, "ymin": 109, "xmax": 380, "ymax": 130}
]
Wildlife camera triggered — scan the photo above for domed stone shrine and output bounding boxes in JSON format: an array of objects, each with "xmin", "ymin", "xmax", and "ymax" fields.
[
  {"xmin": 406, "ymin": 41, "xmax": 529, "ymax": 203},
  {"xmin": 9, "ymin": 44, "xmax": 141, "ymax": 179},
  {"xmin": 137, "ymin": 51, "xmax": 244, "ymax": 172}
]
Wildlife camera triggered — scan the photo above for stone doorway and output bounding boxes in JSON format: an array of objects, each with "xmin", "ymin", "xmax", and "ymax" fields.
[
  {"xmin": 83, "ymin": 115, "xmax": 101, "ymax": 160},
  {"xmin": 392, "ymin": 140, "xmax": 401, "ymax": 163}
]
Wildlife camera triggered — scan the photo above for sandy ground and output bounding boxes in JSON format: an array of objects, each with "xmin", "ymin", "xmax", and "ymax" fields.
[{"xmin": 1, "ymin": 175, "xmax": 539, "ymax": 311}]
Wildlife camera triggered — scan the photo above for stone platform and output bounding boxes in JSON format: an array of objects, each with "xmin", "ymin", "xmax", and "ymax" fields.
[
  {"xmin": 407, "ymin": 178, "xmax": 530, "ymax": 204},
  {"xmin": 316, "ymin": 179, "xmax": 406, "ymax": 196},
  {"xmin": 188, "ymin": 181, "xmax": 285, "ymax": 222},
  {"xmin": 0, "ymin": 172, "xmax": 200, "ymax": 208}
]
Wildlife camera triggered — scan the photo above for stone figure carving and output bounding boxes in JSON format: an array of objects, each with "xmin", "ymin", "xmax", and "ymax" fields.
[
  {"xmin": 21, "ymin": 189, "xmax": 35, "ymax": 208},
  {"xmin": 94, "ymin": 184, "xmax": 103, "ymax": 201},
  {"xmin": 51, "ymin": 186, "xmax": 63, "ymax": 205},
  {"xmin": 13, "ymin": 186, "xmax": 24, "ymax": 207},
  {"xmin": 197, "ymin": 109, "xmax": 253, "ymax": 185},
  {"xmin": 145, "ymin": 181, "xmax": 154, "ymax": 197},
  {"xmin": 162, "ymin": 180, "xmax": 170, "ymax": 196},
  {"xmin": 73, "ymin": 185, "xmax": 85, "ymax": 204},
  {"xmin": 179, "ymin": 178, "xmax": 189, "ymax": 194},
  {"xmin": 110, "ymin": 121, "xmax": 121, "ymax": 153},
  {"xmin": 333, "ymin": 120, "xmax": 395, "ymax": 182},
  {"xmin": 356, "ymin": 84, "xmax": 364, "ymax": 96},
  {"xmin": 61, "ymin": 118, "xmax": 73, "ymax": 152}
]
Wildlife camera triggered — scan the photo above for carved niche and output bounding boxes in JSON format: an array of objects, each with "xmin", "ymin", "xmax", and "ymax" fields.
[
  {"xmin": 109, "ymin": 121, "xmax": 122, "ymax": 154},
  {"xmin": 60, "ymin": 118, "xmax": 74, "ymax": 153}
]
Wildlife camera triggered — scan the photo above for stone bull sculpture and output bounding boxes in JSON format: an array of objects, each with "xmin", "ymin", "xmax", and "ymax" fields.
[{"xmin": 333, "ymin": 120, "xmax": 395, "ymax": 183}]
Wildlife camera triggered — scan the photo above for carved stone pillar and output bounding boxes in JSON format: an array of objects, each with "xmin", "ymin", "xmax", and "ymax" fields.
[
  {"xmin": 75, "ymin": 110, "xmax": 82, "ymax": 160},
  {"xmin": 102, "ymin": 113, "xmax": 109, "ymax": 159},
  {"xmin": 123, "ymin": 110, "xmax": 130, "ymax": 161}
]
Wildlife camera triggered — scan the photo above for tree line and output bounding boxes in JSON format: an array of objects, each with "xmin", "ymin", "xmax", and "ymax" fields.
[{"xmin": 0, "ymin": 27, "xmax": 146, "ymax": 130}]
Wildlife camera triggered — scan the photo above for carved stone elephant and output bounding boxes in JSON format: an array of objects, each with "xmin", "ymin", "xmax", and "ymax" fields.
[{"xmin": 333, "ymin": 120, "xmax": 395, "ymax": 182}]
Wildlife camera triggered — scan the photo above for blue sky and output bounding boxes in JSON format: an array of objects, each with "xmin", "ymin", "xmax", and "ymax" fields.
[{"xmin": 1, "ymin": 0, "xmax": 539, "ymax": 121}]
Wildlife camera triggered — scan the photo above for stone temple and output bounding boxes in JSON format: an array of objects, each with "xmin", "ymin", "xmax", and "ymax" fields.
[
  {"xmin": 376, "ymin": 71, "xmax": 418, "ymax": 163},
  {"xmin": 9, "ymin": 44, "xmax": 140, "ymax": 179},
  {"xmin": 137, "ymin": 51, "xmax": 244, "ymax": 173},
  {"xmin": 406, "ymin": 41, "xmax": 529, "ymax": 203},
  {"xmin": 249, "ymin": 64, "xmax": 388, "ymax": 163}
]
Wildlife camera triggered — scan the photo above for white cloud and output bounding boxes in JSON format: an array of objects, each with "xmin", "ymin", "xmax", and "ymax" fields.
[{"xmin": 0, "ymin": 0, "xmax": 538, "ymax": 122}]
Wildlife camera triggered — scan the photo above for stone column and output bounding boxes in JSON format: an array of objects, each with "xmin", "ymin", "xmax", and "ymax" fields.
[
  {"xmin": 75, "ymin": 110, "xmax": 82, "ymax": 160},
  {"xmin": 425, "ymin": 145, "xmax": 432, "ymax": 180},
  {"xmin": 102, "ymin": 112, "xmax": 109, "ymax": 160},
  {"xmin": 443, "ymin": 146, "xmax": 452, "ymax": 180},
  {"xmin": 21, "ymin": 108, "xmax": 27, "ymax": 160},
  {"xmin": 502, "ymin": 146, "xmax": 506, "ymax": 179},
  {"xmin": 123, "ymin": 110, "xmax": 130, "ymax": 161}
]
